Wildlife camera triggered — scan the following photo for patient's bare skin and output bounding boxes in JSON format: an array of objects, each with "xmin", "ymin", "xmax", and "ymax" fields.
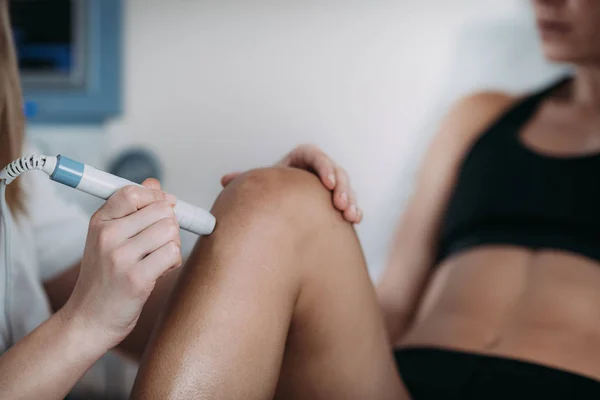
[{"xmin": 132, "ymin": 168, "xmax": 409, "ymax": 399}]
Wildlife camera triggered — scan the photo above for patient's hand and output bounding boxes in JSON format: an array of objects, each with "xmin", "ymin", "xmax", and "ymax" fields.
[{"xmin": 221, "ymin": 144, "xmax": 362, "ymax": 223}]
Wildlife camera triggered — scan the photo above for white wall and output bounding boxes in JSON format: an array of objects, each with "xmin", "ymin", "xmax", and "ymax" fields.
[{"xmin": 30, "ymin": 0, "xmax": 565, "ymax": 280}]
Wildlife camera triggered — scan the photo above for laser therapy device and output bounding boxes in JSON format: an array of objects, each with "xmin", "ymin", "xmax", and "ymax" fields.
[{"xmin": 0, "ymin": 154, "xmax": 216, "ymax": 345}]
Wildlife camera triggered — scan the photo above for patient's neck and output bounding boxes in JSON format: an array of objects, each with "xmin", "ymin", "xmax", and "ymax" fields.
[{"xmin": 572, "ymin": 66, "xmax": 600, "ymax": 109}]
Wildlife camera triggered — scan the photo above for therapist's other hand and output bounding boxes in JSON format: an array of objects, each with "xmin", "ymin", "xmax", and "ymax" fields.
[
  {"xmin": 60, "ymin": 178, "xmax": 182, "ymax": 349},
  {"xmin": 221, "ymin": 144, "xmax": 362, "ymax": 223}
]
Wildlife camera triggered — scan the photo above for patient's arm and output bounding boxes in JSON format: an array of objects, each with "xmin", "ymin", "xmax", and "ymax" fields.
[{"xmin": 376, "ymin": 91, "xmax": 516, "ymax": 344}]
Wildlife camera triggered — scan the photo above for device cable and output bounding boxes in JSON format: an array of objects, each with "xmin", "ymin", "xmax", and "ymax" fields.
[{"xmin": 0, "ymin": 181, "xmax": 14, "ymax": 347}]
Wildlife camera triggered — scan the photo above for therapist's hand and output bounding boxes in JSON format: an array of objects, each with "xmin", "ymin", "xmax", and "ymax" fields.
[
  {"xmin": 60, "ymin": 179, "xmax": 183, "ymax": 350},
  {"xmin": 221, "ymin": 144, "xmax": 362, "ymax": 223}
]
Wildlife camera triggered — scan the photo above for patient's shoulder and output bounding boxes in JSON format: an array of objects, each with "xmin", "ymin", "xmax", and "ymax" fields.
[
  {"xmin": 458, "ymin": 90, "xmax": 515, "ymax": 107},
  {"xmin": 433, "ymin": 90, "xmax": 518, "ymax": 153},
  {"xmin": 448, "ymin": 91, "xmax": 516, "ymax": 136}
]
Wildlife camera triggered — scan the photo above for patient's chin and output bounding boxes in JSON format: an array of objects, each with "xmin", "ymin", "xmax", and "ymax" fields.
[{"xmin": 541, "ymin": 46, "xmax": 600, "ymax": 65}]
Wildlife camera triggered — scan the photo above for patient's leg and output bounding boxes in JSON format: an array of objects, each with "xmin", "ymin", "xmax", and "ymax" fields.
[{"xmin": 131, "ymin": 167, "xmax": 408, "ymax": 400}]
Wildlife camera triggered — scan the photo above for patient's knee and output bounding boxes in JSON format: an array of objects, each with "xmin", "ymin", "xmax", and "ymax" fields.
[{"xmin": 211, "ymin": 167, "xmax": 341, "ymax": 233}]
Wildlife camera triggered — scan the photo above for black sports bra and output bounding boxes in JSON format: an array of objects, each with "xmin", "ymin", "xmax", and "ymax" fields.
[{"xmin": 436, "ymin": 77, "xmax": 600, "ymax": 264}]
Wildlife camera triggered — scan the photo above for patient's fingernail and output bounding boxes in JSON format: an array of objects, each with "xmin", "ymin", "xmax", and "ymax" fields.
[
  {"xmin": 349, "ymin": 204, "xmax": 357, "ymax": 218},
  {"xmin": 328, "ymin": 173, "xmax": 336, "ymax": 186},
  {"xmin": 341, "ymin": 192, "xmax": 348, "ymax": 206}
]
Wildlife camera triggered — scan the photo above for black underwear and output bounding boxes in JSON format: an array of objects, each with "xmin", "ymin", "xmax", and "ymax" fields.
[{"xmin": 394, "ymin": 347, "xmax": 600, "ymax": 400}]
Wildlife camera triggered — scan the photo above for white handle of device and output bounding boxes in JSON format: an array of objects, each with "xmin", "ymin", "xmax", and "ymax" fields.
[{"xmin": 42, "ymin": 155, "xmax": 216, "ymax": 236}]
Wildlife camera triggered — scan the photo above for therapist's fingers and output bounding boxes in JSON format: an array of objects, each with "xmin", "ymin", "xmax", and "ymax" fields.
[
  {"xmin": 141, "ymin": 178, "xmax": 178, "ymax": 207},
  {"xmin": 221, "ymin": 172, "xmax": 241, "ymax": 187},
  {"xmin": 128, "ymin": 215, "xmax": 182, "ymax": 261},
  {"xmin": 142, "ymin": 178, "xmax": 162, "ymax": 190},
  {"xmin": 115, "ymin": 200, "xmax": 179, "ymax": 240},
  {"xmin": 137, "ymin": 241, "xmax": 183, "ymax": 282},
  {"xmin": 96, "ymin": 185, "xmax": 176, "ymax": 221}
]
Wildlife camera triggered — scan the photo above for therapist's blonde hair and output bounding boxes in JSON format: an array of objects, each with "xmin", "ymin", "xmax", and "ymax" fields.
[{"xmin": 0, "ymin": 0, "xmax": 24, "ymax": 213}]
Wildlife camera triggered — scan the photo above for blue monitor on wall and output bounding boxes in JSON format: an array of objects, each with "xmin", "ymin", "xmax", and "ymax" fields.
[{"xmin": 11, "ymin": 0, "xmax": 123, "ymax": 124}]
